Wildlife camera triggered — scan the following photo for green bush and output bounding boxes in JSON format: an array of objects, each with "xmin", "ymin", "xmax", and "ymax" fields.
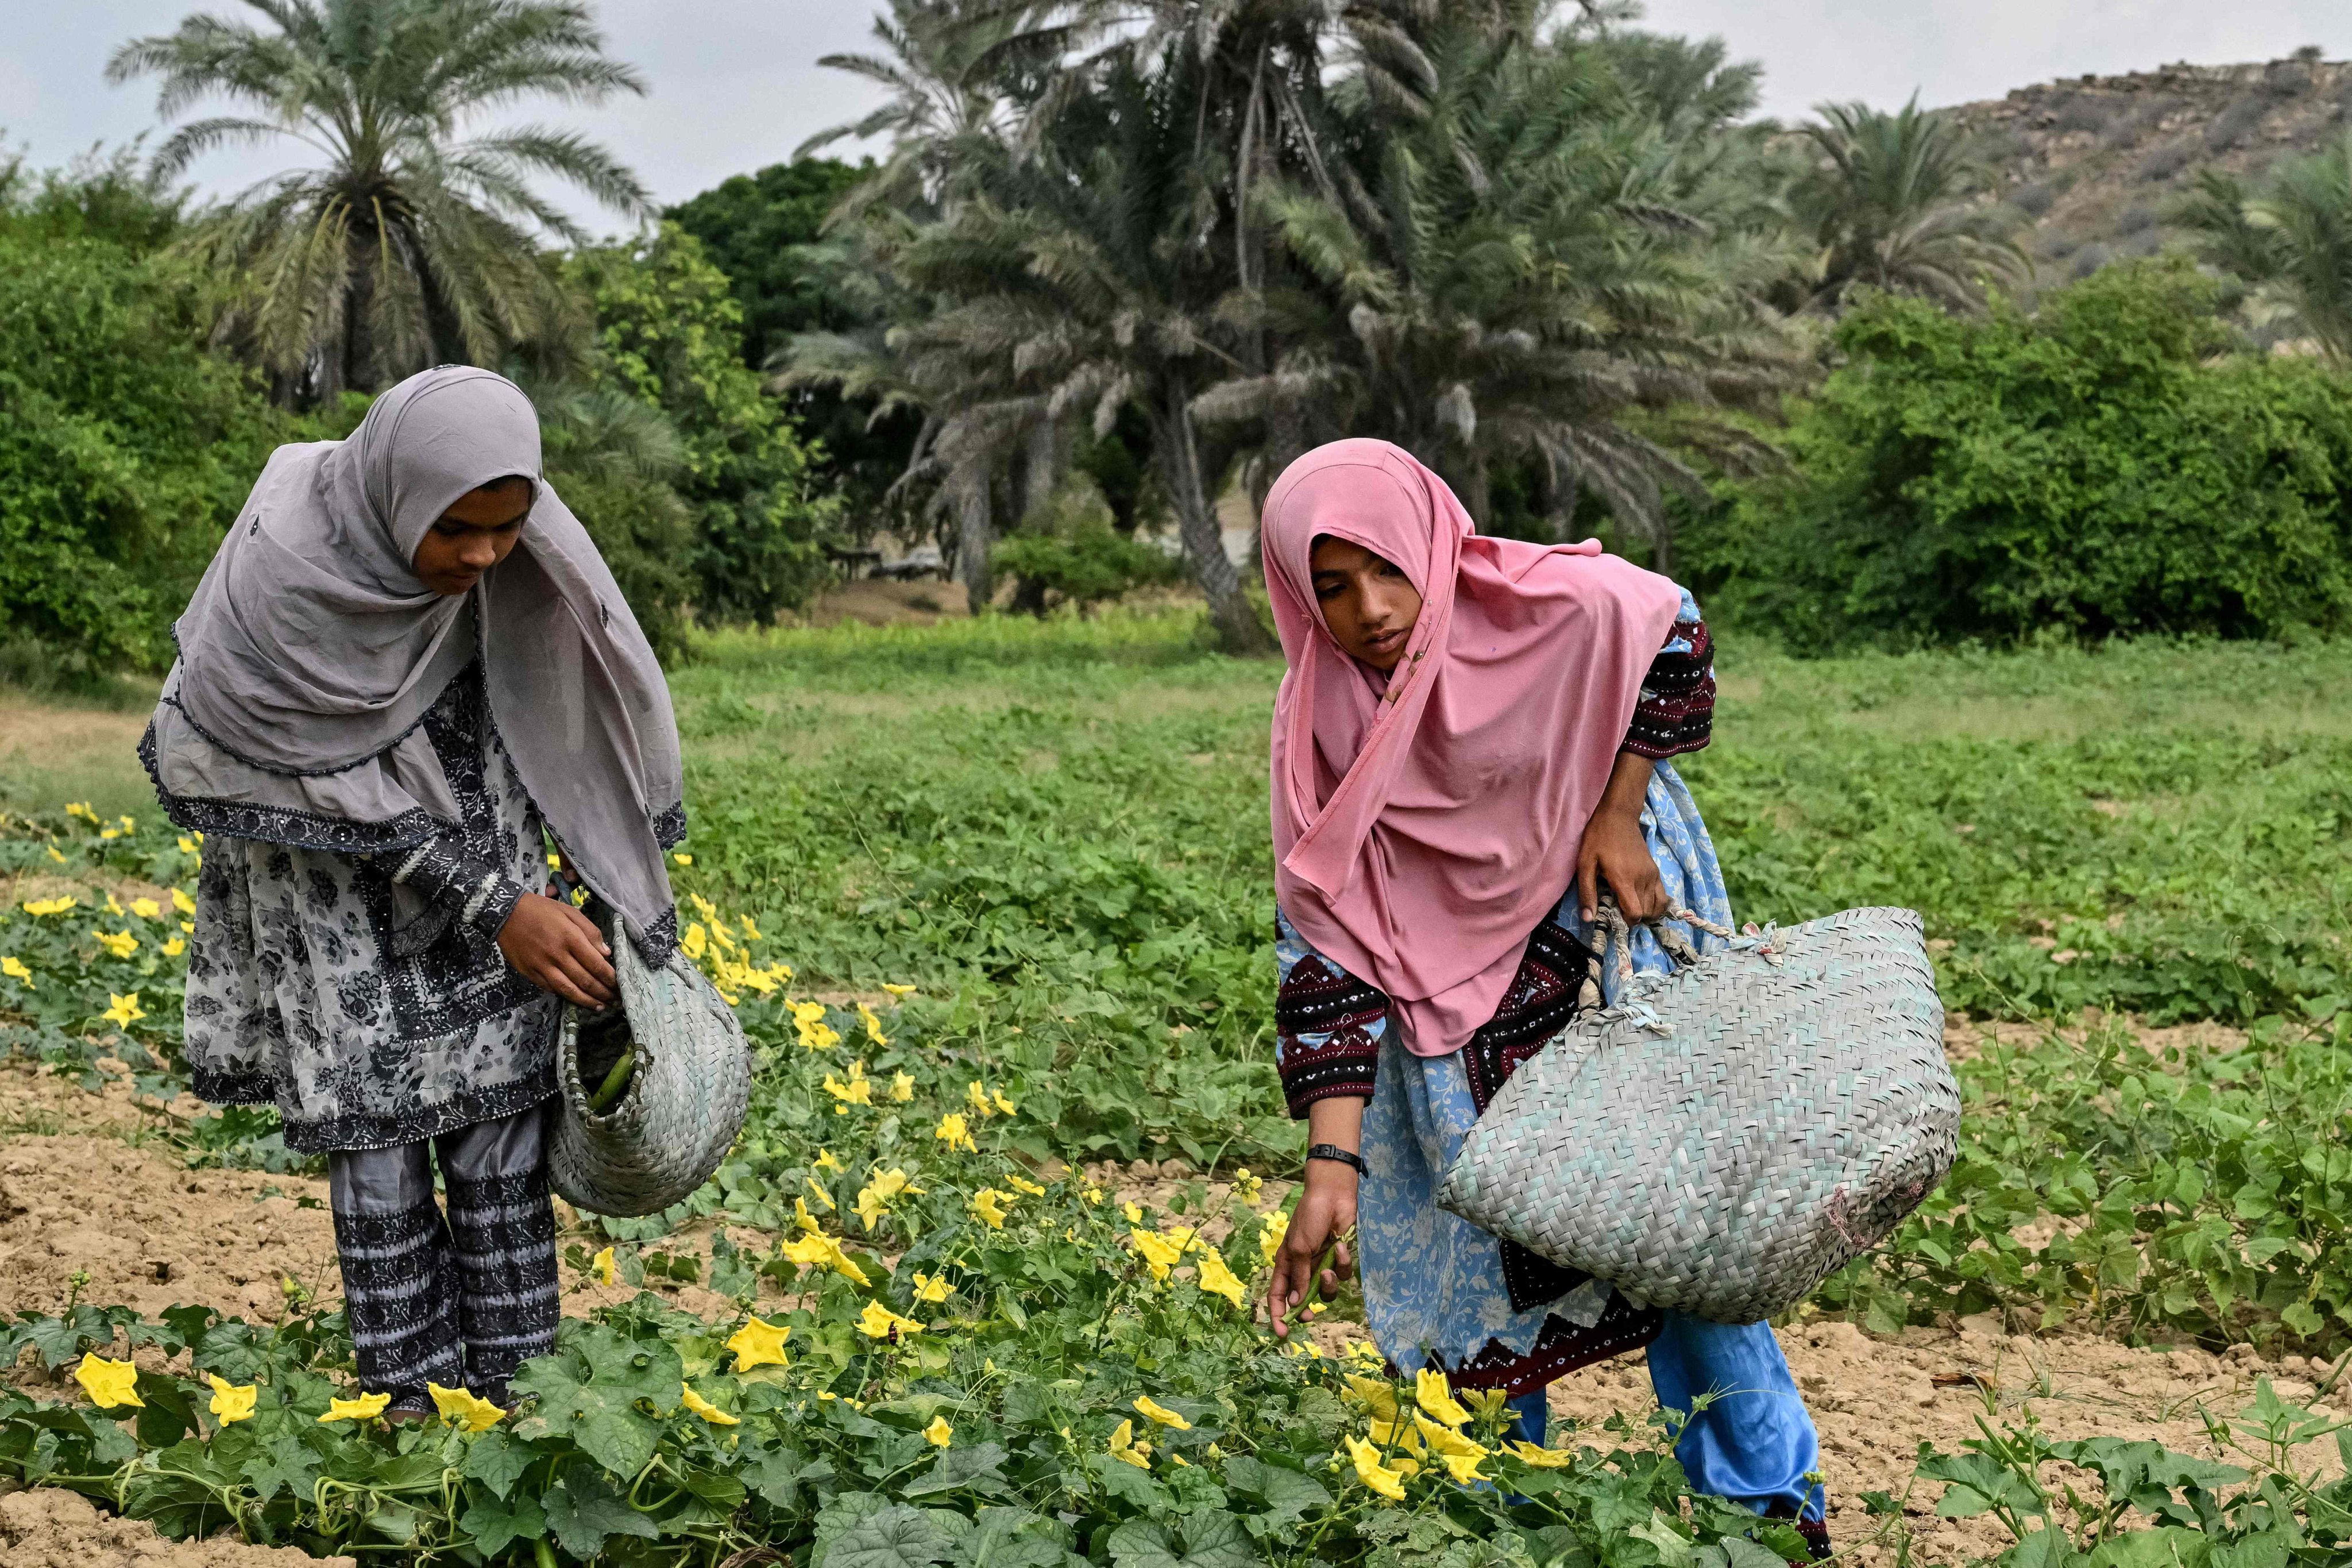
[
  {"xmin": 993, "ymin": 517, "xmax": 1185, "ymax": 616},
  {"xmin": 0, "ymin": 227, "xmax": 302, "ymax": 671},
  {"xmin": 1690, "ymin": 260, "xmax": 2352, "ymax": 650}
]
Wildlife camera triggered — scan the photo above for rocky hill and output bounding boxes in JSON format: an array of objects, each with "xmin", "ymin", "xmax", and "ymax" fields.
[{"xmin": 1944, "ymin": 51, "xmax": 2352, "ymax": 284}]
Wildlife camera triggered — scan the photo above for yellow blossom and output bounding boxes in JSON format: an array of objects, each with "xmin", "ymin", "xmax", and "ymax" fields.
[
  {"xmin": 739, "ymin": 914, "xmax": 763, "ymax": 942},
  {"xmin": 815, "ymin": 1148, "xmax": 845, "ymax": 1173},
  {"xmin": 75, "ymin": 1355, "xmax": 143, "ymax": 1409},
  {"xmin": 319, "ymin": 1392, "xmax": 391, "ymax": 1424},
  {"xmin": 793, "ymin": 1198, "xmax": 821, "ymax": 1233},
  {"xmin": 206, "ymin": 1374, "xmax": 257, "ymax": 1424},
  {"xmin": 67, "ymin": 801, "xmax": 99, "ymax": 823},
  {"xmin": 45, "ymin": 845, "xmax": 64, "ymax": 863},
  {"xmin": 1509, "ymin": 1440, "xmax": 1575, "ymax": 1469},
  {"xmin": 1462, "ymin": 1387, "xmax": 1513, "ymax": 1425},
  {"xmin": 673, "ymin": 852, "xmax": 693, "ymax": 866},
  {"xmin": 118, "ymin": 815, "xmax": 135, "ymax": 832},
  {"xmin": 130, "ymin": 897, "xmax": 160, "ymax": 920},
  {"xmin": 890, "ymin": 1071, "xmax": 915, "ymax": 1102},
  {"xmin": 992, "ymin": 1088, "xmax": 1017, "ymax": 1115},
  {"xmin": 726, "ymin": 1316, "xmax": 791, "ymax": 1370},
  {"xmin": 924, "ymin": 1415, "xmax": 953, "ymax": 1447},
  {"xmin": 856, "ymin": 1300, "xmax": 924, "ymax": 1339},
  {"xmin": 429, "ymin": 1382, "xmax": 505, "ymax": 1431},
  {"xmin": 1344, "ymin": 1341, "xmax": 1387, "ymax": 1371},
  {"xmin": 780, "ymin": 1231, "xmax": 871, "ymax": 1287},
  {"xmin": 791, "ymin": 999, "xmax": 841, "ymax": 1051},
  {"xmin": 1345, "ymin": 1434, "xmax": 1407, "ymax": 1503},
  {"xmin": 856, "ymin": 1001, "xmax": 887, "ymax": 1046},
  {"xmin": 22, "ymin": 896, "xmax": 75, "ymax": 916},
  {"xmin": 103, "ymin": 992, "xmax": 146, "ymax": 1028},
  {"xmin": 824, "ymin": 1060, "xmax": 874, "ymax": 1106},
  {"xmin": 970, "ymin": 1189, "xmax": 1010, "ymax": 1229},
  {"xmin": 880, "ymin": 982, "xmax": 916, "ymax": 995},
  {"xmin": 679, "ymin": 1383, "xmax": 738, "ymax": 1426},
  {"xmin": 172, "ymin": 887, "xmax": 196, "ymax": 915},
  {"xmin": 1415, "ymin": 1369, "xmax": 1473, "ymax": 1429},
  {"xmin": 162, "ymin": 937, "xmax": 185, "ymax": 957},
  {"xmin": 1107, "ymin": 1419, "xmax": 1153, "ymax": 1469},
  {"xmin": 1343, "ymin": 1376, "xmax": 1400, "ymax": 1422},
  {"xmin": 178, "ymin": 837, "xmax": 199, "ymax": 856},
  {"xmin": 853, "ymin": 1168, "xmax": 921, "ymax": 1233},
  {"xmin": 1436, "ymin": 1449, "xmax": 1487, "ymax": 1484},
  {"xmin": 1134, "ymin": 1396, "xmax": 1191, "ymax": 1431},
  {"xmin": 1415, "ymin": 1413, "xmax": 1488, "ymax": 1463},
  {"xmin": 2, "ymin": 957, "xmax": 33, "ymax": 988},
  {"xmin": 181, "ymin": 920, "xmax": 194, "ymax": 934},
  {"xmin": 99, "ymin": 828, "xmax": 121, "ymax": 840},
  {"xmin": 934, "ymin": 1113, "xmax": 976, "ymax": 1153},
  {"xmin": 96, "ymin": 930, "xmax": 138, "ymax": 959},
  {"xmin": 1194, "ymin": 1248, "xmax": 1246, "ymax": 1310},
  {"xmin": 681, "ymin": 924, "xmax": 708, "ymax": 961},
  {"xmin": 1258, "ymin": 1210, "xmax": 1289, "ymax": 1268},
  {"xmin": 1129, "ymin": 1228, "xmax": 1183, "ymax": 1284},
  {"xmin": 1082, "ymin": 1183, "xmax": 1105, "ymax": 1206},
  {"xmin": 966, "ymin": 1080, "xmax": 993, "ymax": 1117},
  {"xmin": 910, "ymin": 1271, "xmax": 951, "ymax": 1304},
  {"xmin": 803, "ymin": 1178, "xmax": 836, "ymax": 1212},
  {"xmin": 105, "ymin": 893, "xmax": 124, "ymax": 915},
  {"xmin": 1122, "ymin": 1201, "xmax": 1144, "ymax": 1225},
  {"xmin": 1006, "ymin": 1173, "xmax": 1046, "ymax": 1197},
  {"xmin": 591, "ymin": 1247, "xmax": 616, "ymax": 1287}
]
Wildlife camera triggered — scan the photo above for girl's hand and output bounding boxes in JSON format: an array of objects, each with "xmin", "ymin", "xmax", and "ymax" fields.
[
  {"xmin": 498, "ymin": 894, "xmax": 616, "ymax": 1009},
  {"xmin": 1577, "ymin": 751, "xmax": 1665, "ymax": 922},
  {"xmin": 1268, "ymin": 1165, "xmax": 1358, "ymax": 1337}
]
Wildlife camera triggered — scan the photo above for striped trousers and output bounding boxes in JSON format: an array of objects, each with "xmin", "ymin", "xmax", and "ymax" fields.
[{"xmin": 326, "ymin": 1102, "xmax": 559, "ymax": 1411}]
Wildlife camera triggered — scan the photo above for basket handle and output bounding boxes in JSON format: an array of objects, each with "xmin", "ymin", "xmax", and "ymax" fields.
[{"xmin": 1590, "ymin": 895, "xmax": 1737, "ymax": 987}]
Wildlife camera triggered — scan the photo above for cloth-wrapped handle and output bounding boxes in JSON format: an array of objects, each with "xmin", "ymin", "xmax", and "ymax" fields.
[{"xmin": 1590, "ymin": 896, "xmax": 1737, "ymax": 987}]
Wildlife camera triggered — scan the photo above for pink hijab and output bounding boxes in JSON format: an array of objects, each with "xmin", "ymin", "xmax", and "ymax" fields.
[{"xmin": 1264, "ymin": 439, "xmax": 1683, "ymax": 1059}]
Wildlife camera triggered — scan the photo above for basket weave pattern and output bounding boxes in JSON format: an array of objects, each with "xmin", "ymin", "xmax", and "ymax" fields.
[
  {"xmin": 1436, "ymin": 906, "xmax": 1959, "ymax": 1324},
  {"xmin": 547, "ymin": 932, "xmax": 752, "ymax": 1219}
]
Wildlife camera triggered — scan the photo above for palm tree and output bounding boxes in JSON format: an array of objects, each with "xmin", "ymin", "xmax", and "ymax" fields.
[
  {"xmin": 1794, "ymin": 95, "xmax": 2026, "ymax": 313},
  {"xmin": 2179, "ymin": 140, "xmax": 2352, "ymax": 358},
  {"xmin": 1202, "ymin": 16, "xmax": 1792, "ymax": 566},
  {"xmin": 108, "ymin": 0, "xmax": 650, "ymax": 401}
]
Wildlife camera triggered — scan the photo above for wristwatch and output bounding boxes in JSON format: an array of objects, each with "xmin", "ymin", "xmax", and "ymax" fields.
[{"xmin": 1305, "ymin": 1143, "xmax": 1366, "ymax": 1175}]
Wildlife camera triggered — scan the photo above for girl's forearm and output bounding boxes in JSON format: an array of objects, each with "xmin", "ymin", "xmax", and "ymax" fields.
[
  {"xmin": 1600, "ymin": 749, "xmax": 1655, "ymax": 818},
  {"xmin": 1305, "ymin": 1095, "xmax": 1366, "ymax": 1156}
]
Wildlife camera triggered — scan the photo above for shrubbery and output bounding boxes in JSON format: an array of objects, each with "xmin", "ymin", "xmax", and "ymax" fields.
[{"xmin": 1690, "ymin": 260, "xmax": 2352, "ymax": 651}]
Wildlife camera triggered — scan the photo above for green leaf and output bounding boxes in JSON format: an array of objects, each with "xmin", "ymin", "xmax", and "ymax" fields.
[
  {"xmin": 1106, "ymin": 1512, "xmax": 1262, "ymax": 1568},
  {"xmin": 1221, "ymin": 1455, "xmax": 1331, "ymax": 1530},
  {"xmin": 902, "ymin": 1439, "xmax": 1011, "ymax": 1498},
  {"xmin": 2083, "ymin": 1525, "xmax": 2212, "ymax": 1567},
  {"xmin": 239, "ymin": 1430, "xmax": 320, "ymax": 1504},
  {"xmin": 544, "ymin": 1469, "xmax": 662, "ymax": 1559},
  {"xmin": 827, "ymin": 1501, "xmax": 963, "ymax": 1568},
  {"xmin": 1624, "ymin": 1511, "xmax": 1693, "ymax": 1568},
  {"xmin": 459, "ymin": 1488, "xmax": 547, "ymax": 1555},
  {"xmin": 509, "ymin": 1322, "xmax": 681, "ymax": 1476}
]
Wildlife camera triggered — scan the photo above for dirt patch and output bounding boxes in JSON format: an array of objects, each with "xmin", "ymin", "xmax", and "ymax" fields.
[
  {"xmin": 0, "ymin": 1486, "xmax": 353, "ymax": 1567},
  {"xmin": 1941, "ymin": 1011, "xmax": 2248, "ymax": 1063},
  {"xmin": 795, "ymin": 579, "xmax": 970, "ymax": 628}
]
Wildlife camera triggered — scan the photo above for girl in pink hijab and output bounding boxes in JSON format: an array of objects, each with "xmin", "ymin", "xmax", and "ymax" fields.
[{"xmin": 1260, "ymin": 440, "xmax": 1828, "ymax": 1557}]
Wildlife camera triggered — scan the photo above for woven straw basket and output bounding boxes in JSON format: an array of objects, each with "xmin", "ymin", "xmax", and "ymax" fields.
[
  {"xmin": 1436, "ymin": 905, "xmax": 1959, "ymax": 1324},
  {"xmin": 547, "ymin": 928, "xmax": 752, "ymax": 1218}
]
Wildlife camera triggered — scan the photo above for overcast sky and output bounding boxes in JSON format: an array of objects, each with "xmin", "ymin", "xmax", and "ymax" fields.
[{"xmin": 9, "ymin": 2, "xmax": 2352, "ymax": 238}]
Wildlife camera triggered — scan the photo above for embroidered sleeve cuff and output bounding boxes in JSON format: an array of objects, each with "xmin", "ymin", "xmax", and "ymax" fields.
[
  {"xmin": 1625, "ymin": 619, "xmax": 1715, "ymax": 759},
  {"xmin": 388, "ymin": 833, "xmax": 527, "ymax": 939},
  {"xmin": 462, "ymin": 870, "xmax": 528, "ymax": 940},
  {"xmin": 1273, "ymin": 952, "xmax": 1390, "ymax": 1119},
  {"xmin": 1277, "ymin": 1034, "xmax": 1380, "ymax": 1119}
]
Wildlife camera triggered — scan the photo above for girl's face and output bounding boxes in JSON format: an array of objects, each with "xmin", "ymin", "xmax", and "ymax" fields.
[
  {"xmin": 412, "ymin": 477, "xmax": 530, "ymax": 596},
  {"xmin": 1309, "ymin": 535, "xmax": 1423, "ymax": 672}
]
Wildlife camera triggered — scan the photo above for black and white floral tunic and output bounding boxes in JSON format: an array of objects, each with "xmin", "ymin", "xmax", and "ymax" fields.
[{"xmin": 183, "ymin": 659, "xmax": 560, "ymax": 1153}]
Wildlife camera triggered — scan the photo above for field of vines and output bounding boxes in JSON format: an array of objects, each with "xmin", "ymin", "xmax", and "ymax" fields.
[{"xmin": 2, "ymin": 611, "xmax": 2349, "ymax": 1566}]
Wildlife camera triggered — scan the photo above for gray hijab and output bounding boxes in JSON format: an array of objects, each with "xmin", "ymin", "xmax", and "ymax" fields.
[{"xmin": 144, "ymin": 367, "xmax": 685, "ymax": 959}]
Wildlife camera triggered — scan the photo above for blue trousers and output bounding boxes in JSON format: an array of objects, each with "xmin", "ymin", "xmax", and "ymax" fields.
[{"xmin": 1505, "ymin": 1314, "xmax": 1822, "ymax": 1520}]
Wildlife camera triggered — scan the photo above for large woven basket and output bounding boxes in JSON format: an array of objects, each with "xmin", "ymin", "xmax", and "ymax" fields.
[
  {"xmin": 547, "ymin": 926, "xmax": 751, "ymax": 1219},
  {"xmin": 1436, "ymin": 905, "xmax": 1959, "ymax": 1324}
]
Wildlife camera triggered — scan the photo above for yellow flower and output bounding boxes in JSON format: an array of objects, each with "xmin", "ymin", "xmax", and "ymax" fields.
[
  {"xmin": 679, "ymin": 1383, "xmax": 737, "ymax": 1426},
  {"xmin": 910, "ymin": 1271, "xmax": 951, "ymax": 1304},
  {"xmin": 924, "ymin": 1415, "xmax": 953, "ymax": 1447},
  {"xmin": 792, "ymin": 999, "xmax": 841, "ymax": 1051},
  {"xmin": 1345, "ymin": 1434, "xmax": 1408, "ymax": 1503},
  {"xmin": 1129, "ymin": 1228, "xmax": 1183, "ymax": 1284},
  {"xmin": 118, "ymin": 815, "xmax": 135, "ymax": 832},
  {"xmin": 1258, "ymin": 1209, "xmax": 1289, "ymax": 1268},
  {"xmin": 172, "ymin": 887, "xmax": 196, "ymax": 915},
  {"xmin": 2, "ymin": 956, "xmax": 34, "ymax": 988},
  {"xmin": 1343, "ymin": 1376, "xmax": 1400, "ymax": 1422},
  {"xmin": 177, "ymin": 837, "xmax": 199, "ymax": 857},
  {"xmin": 881, "ymin": 982, "xmax": 916, "ymax": 996},
  {"xmin": 681, "ymin": 923, "xmax": 708, "ymax": 961},
  {"xmin": 206, "ymin": 1374, "xmax": 257, "ymax": 1424},
  {"xmin": 66, "ymin": 801, "xmax": 99, "ymax": 822},
  {"xmin": 103, "ymin": 992, "xmax": 146, "ymax": 1028},
  {"xmin": 673, "ymin": 852, "xmax": 693, "ymax": 866},
  {"xmin": 45, "ymin": 845, "xmax": 64, "ymax": 863},
  {"xmin": 739, "ymin": 914, "xmax": 762, "ymax": 942},
  {"xmin": 75, "ymin": 1354, "xmax": 144, "ymax": 1409},
  {"xmin": 130, "ymin": 897, "xmax": 160, "ymax": 920},
  {"xmin": 590, "ymin": 1246, "xmax": 616, "ymax": 1287},
  {"xmin": 793, "ymin": 1197, "xmax": 821, "ymax": 1233},
  {"xmin": 934, "ymin": 1113, "xmax": 976, "ymax": 1153},
  {"xmin": 857, "ymin": 1001, "xmax": 888, "ymax": 1046},
  {"xmin": 1508, "ymin": 1440, "xmax": 1575, "ymax": 1469},
  {"xmin": 161, "ymin": 937, "xmax": 186, "ymax": 957},
  {"xmin": 1006, "ymin": 1173, "xmax": 1046, "ymax": 1197},
  {"xmin": 992, "ymin": 1088, "xmax": 1017, "ymax": 1116},
  {"xmin": 856, "ymin": 1300, "xmax": 924, "ymax": 1339},
  {"xmin": 1107, "ymin": 1418, "xmax": 1153, "ymax": 1469},
  {"xmin": 1133, "ymin": 1395, "xmax": 1191, "ymax": 1431},
  {"xmin": 1415, "ymin": 1368, "xmax": 1474, "ymax": 1429},
  {"xmin": 22, "ymin": 896, "xmax": 75, "ymax": 916},
  {"xmin": 1081, "ymin": 1183, "xmax": 1105, "ymax": 1206},
  {"xmin": 99, "ymin": 828, "xmax": 121, "ymax": 840},
  {"xmin": 1122, "ymin": 1201, "xmax": 1144, "ymax": 1225},
  {"xmin": 318, "ymin": 1391, "xmax": 391, "ymax": 1424},
  {"xmin": 970, "ymin": 1189, "xmax": 1010, "ymax": 1229},
  {"xmin": 1437, "ymin": 1449, "xmax": 1488, "ymax": 1484},
  {"xmin": 815, "ymin": 1148, "xmax": 845, "ymax": 1173},
  {"xmin": 726, "ymin": 1316, "xmax": 791, "ymax": 1370},
  {"xmin": 106, "ymin": 893, "xmax": 125, "ymax": 915},
  {"xmin": 1194, "ymin": 1248, "xmax": 1247, "ymax": 1310},
  {"xmin": 855, "ymin": 1170, "xmax": 920, "ymax": 1232},
  {"xmin": 824, "ymin": 1060, "xmax": 874, "ymax": 1106},
  {"xmin": 1344, "ymin": 1340, "xmax": 1387, "ymax": 1371},
  {"xmin": 890, "ymin": 1071, "xmax": 915, "ymax": 1103},
  {"xmin": 804, "ymin": 1177, "xmax": 836, "ymax": 1212},
  {"xmin": 966, "ymin": 1080, "xmax": 994, "ymax": 1117},
  {"xmin": 1462, "ymin": 1387, "xmax": 1513, "ymax": 1425},
  {"xmin": 1415, "ymin": 1413, "xmax": 1487, "ymax": 1463},
  {"xmin": 428, "ymin": 1382, "xmax": 505, "ymax": 1431},
  {"xmin": 96, "ymin": 930, "xmax": 139, "ymax": 959},
  {"xmin": 181, "ymin": 920, "xmax": 195, "ymax": 934},
  {"xmin": 780, "ymin": 1231, "xmax": 870, "ymax": 1287},
  {"xmin": 1232, "ymin": 1168, "xmax": 1264, "ymax": 1206}
]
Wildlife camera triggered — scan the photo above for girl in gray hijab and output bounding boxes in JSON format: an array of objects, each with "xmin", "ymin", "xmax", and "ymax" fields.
[{"xmin": 142, "ymin": 366, "xmax": 686, "ymax": 1414}]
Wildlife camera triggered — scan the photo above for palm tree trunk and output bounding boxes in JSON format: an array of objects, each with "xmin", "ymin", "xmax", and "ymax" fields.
[
  {"xmin": 1023, "ymin": 417, "xmax": 1057, "ymax": 523},
  {"xmin": 953, "ymin": 465, "xmax": 992, "ymax": 612},
  {"xmin": 1153, "ymin": 383, "xmax": 1274, "ymax": 657}
]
